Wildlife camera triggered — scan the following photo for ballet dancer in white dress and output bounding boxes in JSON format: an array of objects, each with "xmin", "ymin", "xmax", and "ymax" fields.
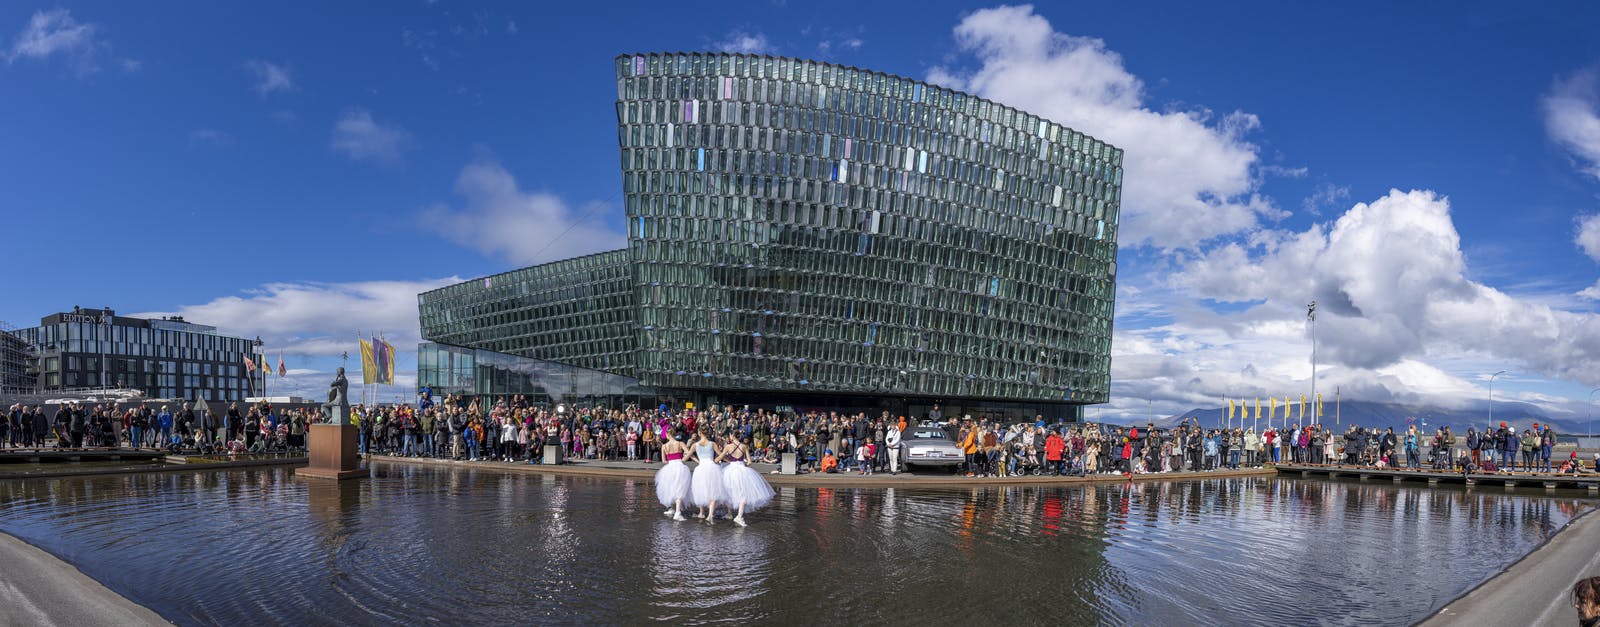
[
  {"xmin": 687, "ymin": 429, "xmax": 727, "ymax": 525},
  {"xmin": 654, "ymin": 430, "xmax": 692, "ymax": 521},
  {"xmin": 717, "ymin": 435, "xmax": 775, "ymax": 527}
]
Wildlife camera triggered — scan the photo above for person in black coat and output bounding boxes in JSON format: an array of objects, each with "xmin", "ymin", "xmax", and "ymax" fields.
[
  {"xmin": 32, "ymin": 407, "xmax": 49, "ymax": 447},
  {"xmin": 69, "ymin": 404, "xmax": 89, "ymax": 448}
]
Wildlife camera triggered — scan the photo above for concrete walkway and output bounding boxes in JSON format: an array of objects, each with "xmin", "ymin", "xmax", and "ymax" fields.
[
  {"xmin": 1423, "ymin": 507, "xmax": 1600, "ymax": 626},
  {"xmin": 364, "ymin": 454, "xmax": 1276, "ymax": 488},
  {"xmin": 0, "ymin": 532, "xmax": 169, "ymax": 626}
]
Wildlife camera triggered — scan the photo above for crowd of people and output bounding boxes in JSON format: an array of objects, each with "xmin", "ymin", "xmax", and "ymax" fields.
[
  {"xmin": 9, "ymin": 393, "xmax": 1597, "ymax": 478},
  {"xmin": 2, "ymin": 401, "xmax": 318, "ymax": 454},
  {"xmin": 355, "ymin": 393, "xmax": 1600, "ymax": 479}
]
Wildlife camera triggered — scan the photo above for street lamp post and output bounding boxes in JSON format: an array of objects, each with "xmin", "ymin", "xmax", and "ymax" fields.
[
  {"xmin": 1487, "ymin": 370, "xmax": 1506, "ymax": 426},
  {"xmin": 1588, "ymin": 388, "xmax": 1600, "ymax": 437},
  {"xmin": 254, "ymin": 336, "xmax": 264, "ymax": 401},
  {"xmin": 1308, "ymin": 301, "xmax": 1317, "ymax": 426}
]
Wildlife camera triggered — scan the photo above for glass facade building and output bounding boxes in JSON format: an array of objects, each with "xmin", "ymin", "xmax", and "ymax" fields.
[
  {"xmin": 420, "ymin": 53, "xmax": 1122, "ymax": 420},
  {"xmin": 416, "ymin": 342, "xmax": 657, "ymax": 407},
  {"xmin": 15, "ymin": 307, "xmax": 265, "ymax": 403}
]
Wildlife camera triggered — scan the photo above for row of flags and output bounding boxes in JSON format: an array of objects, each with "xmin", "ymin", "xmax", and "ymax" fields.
[
  {"xmin": 243, "ymin": 353, "xmax": 287, "ymax": 377},
  {"xmin": 359, "ymin": 336, "xmax": 395, "ymax": 385},
  {"xmin": 241, "ymin": 335, "xmax": 395, "ymax": 388},
  {"xmin": 1227, "ymin": 394, "xmax": 1325, "ymax": 421}
]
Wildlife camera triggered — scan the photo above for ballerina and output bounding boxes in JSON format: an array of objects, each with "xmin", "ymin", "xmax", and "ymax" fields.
[
  {"xmin": 655, "ymin": 429, "xmax": 692, "ymax": 521},
  {"xmin": 718, "ymin": 434, "xmax": 775, "ymax": 527},
  {"xmin": 686, "ymin": 429, "xmax": 727, "ymax": 524}
]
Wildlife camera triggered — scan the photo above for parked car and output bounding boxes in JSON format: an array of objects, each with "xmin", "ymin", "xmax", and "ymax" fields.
[{"xmin": 902, "ymin": 427, "xmax": 965, "ymax": 469}]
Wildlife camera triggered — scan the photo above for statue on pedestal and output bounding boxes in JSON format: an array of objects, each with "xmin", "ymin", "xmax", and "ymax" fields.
[{"xmin": 324, "ymin": 367, "xmax": 351, "ymax": 426}]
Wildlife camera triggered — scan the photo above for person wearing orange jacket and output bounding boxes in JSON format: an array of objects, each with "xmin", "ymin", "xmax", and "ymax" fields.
[
  {"xmin": 819, "ymin": 449, "xmax": 839, "ymax": 473},
  {"xmin": 1045, "ymin": 431, "xmax": 1066, "ymax": 476},
  {"xmin": 960, "ymin": 424, "xmax": 980, "ymax": 477}
]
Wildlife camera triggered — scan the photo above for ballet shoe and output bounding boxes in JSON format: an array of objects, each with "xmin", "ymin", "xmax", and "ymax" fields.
[
  {"xmin": 672, "ymin": 513, "xmax": 686, "ymax": 521},
  {"xmin": 734, "ymin": 516, "xmax": 747, "ymax": 527}
]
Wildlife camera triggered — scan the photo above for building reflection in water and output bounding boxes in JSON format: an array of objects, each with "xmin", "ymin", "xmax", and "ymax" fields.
[{"xmin": 0, "ymin": 469, "xmax": 1592, "ymax": 625}]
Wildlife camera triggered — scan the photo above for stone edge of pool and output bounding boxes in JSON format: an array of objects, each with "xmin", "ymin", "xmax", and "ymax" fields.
[
  {"xmin": 1420, "ymin": 506, "xmax": 1600, "ymax": 627},
  {"xmin": 0, "ymin": 532, "xmax": 171, "ymax": 626},
  {"xmin": 365, "ymin": 454, "xmax": 1277, "ymax": 488},
  {"xmin": 0, "ymin": 456, "xmax": 307, "ymax": 481}
]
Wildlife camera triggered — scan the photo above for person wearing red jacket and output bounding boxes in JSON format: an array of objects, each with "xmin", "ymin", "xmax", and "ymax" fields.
[{"xmin": 1045, "ymin": 432, "xmax": 1066, "ymax": 476}]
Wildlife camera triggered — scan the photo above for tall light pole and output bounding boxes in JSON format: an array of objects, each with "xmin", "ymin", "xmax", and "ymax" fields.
[
  {"xmin": 1588, "ymin": 388, "xmax": 1599, "ymax": 437},
  {"xmin": 1308, "ymin": 301, "xmax": 1317, "ymax": 426},
  {"xmin": 1487, "ymin": 370, "xmax": 1506, "ymax": 426},
  {"xmin": 254, "ymin": 336, "xmax": 264, "ymax": 401}
]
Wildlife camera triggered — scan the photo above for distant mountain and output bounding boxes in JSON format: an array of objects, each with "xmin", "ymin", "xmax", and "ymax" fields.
[{"xmin": 1101, "ymin": 400, "xmax": 1595, "ymax": 435}]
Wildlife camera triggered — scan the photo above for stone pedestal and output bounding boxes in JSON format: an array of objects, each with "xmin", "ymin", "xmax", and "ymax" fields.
[
  {"xmin": 299, "ymin": 424, "xmax": 364, "ymax": 480},
  {"xmin": 781, "ymin": 452, "xmax": 798, "ymax": 475},
  {"xmin": 542, "ymin": 444, "xmax": 564, "ymax": 465}
]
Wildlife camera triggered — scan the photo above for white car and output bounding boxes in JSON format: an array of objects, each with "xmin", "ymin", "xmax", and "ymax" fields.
[{"xmin": 902, "ymin": 427, "xmax": 966, "ymax": 468}]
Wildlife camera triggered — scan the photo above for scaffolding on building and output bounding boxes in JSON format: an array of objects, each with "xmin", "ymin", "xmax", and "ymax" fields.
[{"xmin": 1, "ymin": 320, "xmax": 38, "ymax": 395}]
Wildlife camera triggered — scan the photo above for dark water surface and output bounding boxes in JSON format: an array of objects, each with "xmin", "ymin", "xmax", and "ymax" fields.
[{"xmin": 0, "ymin": 464, "xmax": 1591, "ymax": 626}]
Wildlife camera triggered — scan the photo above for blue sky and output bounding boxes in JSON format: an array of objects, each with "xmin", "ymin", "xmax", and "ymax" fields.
[{"xmin": 5, "ymin": 2, "xmax": 1600, "ymax": 419}]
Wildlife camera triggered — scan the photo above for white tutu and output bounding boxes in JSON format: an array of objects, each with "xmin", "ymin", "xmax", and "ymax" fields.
[
  {"xmin": 654, "ymin": 460, "xmax": 691, "ymax": 507},
  {"xmin": 721, "ymin": 461, "xmax": 775, "ymax": 510},
  {"xmin": 691, "ymin": 460, "xmax": 728, "ymax": 506}
]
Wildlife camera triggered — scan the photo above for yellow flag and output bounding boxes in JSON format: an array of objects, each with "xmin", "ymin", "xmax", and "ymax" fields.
[
  {"xmin": 359, "ymin": 339, "xmax": 377, "ymax": 385},
  {"xmin": 1317, "ymin": 393, "xmax": 1324, "ymax": 418},
  {"xmin": 1227, "ymin": 399, "xmax": 1235, "ymax": 420},
  {"xmin": 1254, "ymin": 397, "xmax": 1260, "ymax": 420},
  {"xmin": 1270, "ymin": 396, "xmax": 1277, "ymax": 420},
  {"xmin": 1299, "ymin": 395, "xmax": 1307, "ymax": 420}
]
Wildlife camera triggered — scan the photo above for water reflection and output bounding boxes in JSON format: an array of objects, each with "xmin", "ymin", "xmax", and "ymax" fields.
[{"xmin": 0, "ymin": 469, "xmax": 1591, "ymax": 626}]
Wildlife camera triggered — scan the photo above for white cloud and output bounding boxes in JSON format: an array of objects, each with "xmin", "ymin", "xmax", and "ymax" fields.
[
  {"xmin": 506, "ymin": 20, "xmax": 518, "ymax": 35},
  {"xmin": 420, "ymin": 159, "xmax": 627, "ymax": 266},
  {"xmin": 245, "ymin": 59, "xmax": 293, "ymax": 97},
  {"xmin": 1302, "ymin": 182, "xmax": 1349, "ymax": 217},
  {"xmin": 132, "ymin": 278, "xmax": 458, "ymax": 359},
  {"xmin": 1544, "ymin": 69, "xmax": 1600, "ymax": 180},
  {"xmin": 1576, "ymin": 213, "xmax": 1600, "ymax": 263},
  {"xmin": 928, "ymin": 5, "xmax": 1277, "ymax": 250},
  {"xmin": 188, "ymin": 128, "xmax": 232, "ymax": 146},
  {"xmin": 330, "ymin": 108, "xmax": 412, "ymax": 164},
  {"xmin": 1169, "ymin": 189, "xmax": 1600, "ymax": 385},
  {"xmin": 5, "ymin": 8, "xmax": 134, "ymax": 74},
  {"xmin": 715, "ymin": 30, "xmax": 774, "ymax": 54}
]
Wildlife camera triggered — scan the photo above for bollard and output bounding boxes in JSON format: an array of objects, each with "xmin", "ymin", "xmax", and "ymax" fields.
[
  {"xmin": 542, "ymin": 444, "xmax": 564, "ymax": 465},
  {"xmin": 781, "ymin": 452, "xmax": 798, "ymax": 475}
]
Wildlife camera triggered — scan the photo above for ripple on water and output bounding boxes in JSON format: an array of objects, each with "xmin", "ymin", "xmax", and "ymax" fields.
[{"xmin": 0, "ymin": 468, "xmax": 1590, "ymax": 625}]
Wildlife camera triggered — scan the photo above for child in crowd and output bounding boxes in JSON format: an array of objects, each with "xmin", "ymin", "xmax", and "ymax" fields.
[{"xmin": 820, "ymin": 449, "xmax": 838, "ymax": 473}]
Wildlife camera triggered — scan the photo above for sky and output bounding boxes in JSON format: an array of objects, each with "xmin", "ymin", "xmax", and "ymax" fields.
[{"xmin": 5, "ymin": 2, "xmax": 1600, "ymax": 422}]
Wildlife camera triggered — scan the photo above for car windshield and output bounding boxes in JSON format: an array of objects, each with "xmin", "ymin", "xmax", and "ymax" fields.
[{"xmin": 909, "ymin": 429, "xmax": 947, "ymax": 440}]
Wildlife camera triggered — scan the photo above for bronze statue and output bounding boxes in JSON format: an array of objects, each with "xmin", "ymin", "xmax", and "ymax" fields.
[{"xmin": 327, "ymin": 367, "xmax": 349, "ymax": 406}]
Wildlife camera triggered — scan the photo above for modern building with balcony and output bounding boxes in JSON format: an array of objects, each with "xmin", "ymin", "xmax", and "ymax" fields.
[
  {"xmin": 419, "ymin": 52, "xmax": 1122, "ymax": 421},
  {"xmin": 12, "ymin": 306, "xmax": 265, "ymax": 403}
]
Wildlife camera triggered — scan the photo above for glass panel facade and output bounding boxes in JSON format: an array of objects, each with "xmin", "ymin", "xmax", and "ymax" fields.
[
  {"xmin": 419, "ymin": 53, "xmax": 1123, "ymax": 413},
  {"xmin": 417, "ymin": 251, "xmax": 635, "ymax": 374},
  {"xmin": 620, "ymin": 53, "xmax": 1119, "ymax": 404},
  {"xmin": 417, "ymin": 343, "xmax": 657, "ymax": 407}
]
